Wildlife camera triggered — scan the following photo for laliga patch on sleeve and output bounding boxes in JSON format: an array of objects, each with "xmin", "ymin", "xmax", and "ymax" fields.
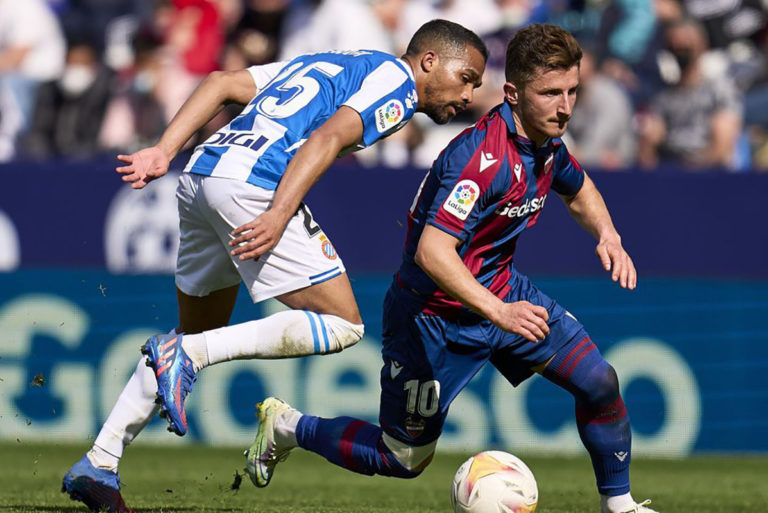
[
  {"xmin": 375, "ymin": 99, "xmax": 405, "ymax": 133},
  {"xmin": 442, "ymin": 179, "xmax": 479, "ymax": 221}
]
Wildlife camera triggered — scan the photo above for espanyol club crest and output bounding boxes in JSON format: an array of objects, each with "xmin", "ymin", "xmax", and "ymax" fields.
[
  {"xmin": 319, "ymin": 234, "xmax": 337, "ymax": 260},
  {"xmin": 405, "ymin": 416, "xmax": 425, "ymax": 439}
]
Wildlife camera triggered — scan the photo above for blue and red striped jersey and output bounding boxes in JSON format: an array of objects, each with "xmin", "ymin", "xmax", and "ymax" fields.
[{"xmin": 396, "ymin": 100, "xmax": 585, "ymax": 316}]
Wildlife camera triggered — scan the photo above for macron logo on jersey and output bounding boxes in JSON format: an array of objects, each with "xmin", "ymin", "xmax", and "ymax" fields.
[
  {"xmin": 513, "ymin": 162, "xmax": 523, "ymax": 181},
  {"xmin": 479, "ymin": 151, "xmax": 498, "ymax": 172},
  {"xmin": 443, "ymin": 179, "xmax": 479, "ymax": 220},
  {"xmin": 375, "ymin": 99, "xmax": 405, "ymax": 133}
]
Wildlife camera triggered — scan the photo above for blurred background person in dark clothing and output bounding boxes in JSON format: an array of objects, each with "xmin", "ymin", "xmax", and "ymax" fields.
[
  {"xmin": 638, "ymin": 17, "xmax": 743, "ymax": 169},
  {"xmin": 23, "ymin": 39, "xmax": 113, "ymax": 159}
]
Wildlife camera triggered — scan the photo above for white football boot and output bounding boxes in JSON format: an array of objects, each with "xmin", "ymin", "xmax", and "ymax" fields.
[
  {"xmin": 243, "ymin": 397, "xmax": 297, "ymax": 487},
  {"xmin": 619, "ymin": 499, "xmax": 659, "ymax": 513}
]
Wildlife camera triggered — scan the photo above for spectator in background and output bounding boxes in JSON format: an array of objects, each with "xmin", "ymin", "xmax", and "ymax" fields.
[
  {"xmin": 638, "ymin": 17, "xmax": 743, "ymax": 169},
  {"xmin": 279, "ymin": 0, "xmax": 401, "ymax": 60},
  {"xmin": 470, "ymin": 0, "xmax": 552, "ymax": 117},
  {"xmin": 22, "ymin": 39, "xmax": 113, "ymax": 159},
  {"xmin": 565, "ymin": 44, "xmax": 636, "ymax": 169},
  {"xmin": 229, "ymin": 0, "xmax": 289, "ymax": 66},
  {"xmin": 0, "ymin": 0, "xmax": 66, "ymax": 161},
  {"xmin": 596, "ymin": 0, "xmax": 664, "ymax": 107},
  {"xmin": 57, "ymin": 0, "xmax": 154, "ymax": 59},
  {"xmin": 744, "ymin": 28, "xmax": 768, "ymax": 170},
  {"xmin": 99, "ymin": 30, "xmax": 167, "ymax": 153}
]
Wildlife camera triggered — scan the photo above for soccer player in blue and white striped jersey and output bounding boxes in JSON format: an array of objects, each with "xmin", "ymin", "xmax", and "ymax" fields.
[{"xmin": 62, "ymin": 20, "xmax": 487, "ymax": 513}]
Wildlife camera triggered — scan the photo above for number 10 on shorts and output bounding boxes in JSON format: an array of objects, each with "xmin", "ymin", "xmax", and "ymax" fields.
[{"xmin": 404, "ymin": 379, "xmax": 441, "ymax": 417}]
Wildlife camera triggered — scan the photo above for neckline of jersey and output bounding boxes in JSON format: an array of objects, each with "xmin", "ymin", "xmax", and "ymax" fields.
[{"xmin": 498, "ymin": 100, "xmax": 561, "ymax": 155}]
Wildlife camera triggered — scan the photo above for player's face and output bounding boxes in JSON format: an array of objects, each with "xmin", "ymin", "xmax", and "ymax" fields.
[
  {"xmin": 420, "ymin": 47, "xmax": 485, "ymax": 125},
  {"xmin": 506, "ymin": 65, "xmax": 580, "ymax": 145}
]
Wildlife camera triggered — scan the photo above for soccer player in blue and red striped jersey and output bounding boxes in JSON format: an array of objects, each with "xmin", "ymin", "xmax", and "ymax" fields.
[{"xmin": 247, "ymin": 24, "xmax": 660, "ymax": 513}]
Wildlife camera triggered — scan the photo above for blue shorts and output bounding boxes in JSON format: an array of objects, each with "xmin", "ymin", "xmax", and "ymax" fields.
[{"xmin": 378, "ymin": 273, "xmax": 585, "ymax": 446}]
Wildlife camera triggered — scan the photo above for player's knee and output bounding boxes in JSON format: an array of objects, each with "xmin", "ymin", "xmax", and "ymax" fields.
[
  {"xmin": 580, "ymin": 360, "xmax": 620, "ymax": 408},
  {"xmin": 322, "ymin": 314, "xmax": 364, "ymax": 353},
  {"xmin": 382, "ymin": 433, "xmax": 436, "ymax": 478}
]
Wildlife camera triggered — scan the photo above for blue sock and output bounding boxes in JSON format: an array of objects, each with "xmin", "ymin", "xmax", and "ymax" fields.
[
  {"xmin": 544, "ymin": 333, "xmax": 632, "ymax": 496},
  {"xmin": 296, "ymin": 415, "xmax": 420, "ymax": 478}
]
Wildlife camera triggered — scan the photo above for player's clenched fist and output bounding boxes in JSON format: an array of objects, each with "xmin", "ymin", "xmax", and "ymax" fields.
[{"xmin": 492, "ymin": 300, "xmax": 550, "ymax": 342}]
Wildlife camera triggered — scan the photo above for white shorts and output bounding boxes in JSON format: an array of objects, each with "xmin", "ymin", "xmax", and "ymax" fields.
[{"xmin": 175, "ymin": 173, "xmax": 345, "ymax": 303}]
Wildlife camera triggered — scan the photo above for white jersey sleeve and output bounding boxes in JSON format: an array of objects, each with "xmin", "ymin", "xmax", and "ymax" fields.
[
  {"xmin": 246, "ymin": 61, "xmax": 291, "ymax": 92},
  {"xmin": 344, "ymin": 60, "xmax": 414, "ymax": 147}
]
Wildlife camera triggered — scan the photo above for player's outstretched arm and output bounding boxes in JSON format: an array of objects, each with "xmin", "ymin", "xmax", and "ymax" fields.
[
  {"xmin": 116, "ymin": 69, "xmax": 257, "ymax": 189},
  {"xmin": 230, "ymin": 106, "xmax": 364, "ymax": 261},
  {"xmin": 561, "ymin": 173, "xmax": 637, "ymax": 289},
  {"xmin": 415, "ymin": 226, "xmax": 550, "ymax": 342}
]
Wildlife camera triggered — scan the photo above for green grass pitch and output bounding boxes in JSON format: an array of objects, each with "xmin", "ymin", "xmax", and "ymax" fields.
[{"xmin": 0, "ymin": 442, "xmax": 766, "ymax": 512}]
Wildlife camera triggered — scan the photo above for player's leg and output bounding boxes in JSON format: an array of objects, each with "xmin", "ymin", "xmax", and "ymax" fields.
[
  {"xmin": 244, "ymin": 285, "xmax": 491, "ymax": 486},
  {"xmin": 144, "ymin": 176, "xmax": 364, "ymax": 434},
  {"xmin": 137, "ymin": 174, "xmax": 246, "ymax": 435},
  {"xmin": 176, "ymin": 284, "xmax": 240, "ymax": 334},
  {"xmin": 539, "ymin": 332, "xmax": 658, "ymax": 513},
  {"xmin": 174, "ymin": 179, "xmax": 364, "ymax": 373},
  {"xmin": 183, "ymin": 273, "xmax": 364, "ymax": 368},
  {"xmin": 493, "ymin": 274, "xmax": 653, "ymax": 512},
  {"xmin": 62, "ymin": 336, "xmax": 178, "ymax": 513},
  {"xmin": 245, "ymin": 395, "xmax": 437, "ymax": 487},
  {"xmin": 62, "ymin": 176, "xmax": 241, "ymax": 510}
]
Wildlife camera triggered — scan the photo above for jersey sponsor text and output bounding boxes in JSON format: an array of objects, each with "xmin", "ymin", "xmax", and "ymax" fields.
[{"xmin": 494, "ymin": 194, "xmax": 548, "ymax": 218}]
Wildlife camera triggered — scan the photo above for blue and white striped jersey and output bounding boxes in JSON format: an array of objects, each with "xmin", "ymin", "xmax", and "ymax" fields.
[{"xmin": 183, "ymin": 50, "xmax": 418, "ymax": 190}]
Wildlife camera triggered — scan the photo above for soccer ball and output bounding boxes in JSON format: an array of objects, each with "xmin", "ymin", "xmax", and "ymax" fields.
[{"xmin": 451, "ymin": 451, "xmax": 538, "ymax": 513}]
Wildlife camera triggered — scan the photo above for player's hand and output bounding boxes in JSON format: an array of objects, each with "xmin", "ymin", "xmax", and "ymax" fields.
[
  {"xmin": 595, "ymin": 235, "xmax": 637, "ymax": 289},
  {"xmin": 493, "ymin": 301, "xmax": 550, "ymax": 342},
  {"xmin": 116, "ymin": 146, "xmax": 170, "ymax": 189},
  {"xmin": 229, "ymin": 209, "xmax": 289, "ymax": 261}
]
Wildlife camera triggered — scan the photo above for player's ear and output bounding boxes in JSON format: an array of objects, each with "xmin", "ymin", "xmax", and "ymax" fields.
[
  {"xmin": 503, "ymin": 82, "xmax": 519, "ymax": 106},
  {"xmin": 420, "ymin": 51, "xmax": 438, "ymax": 73}
]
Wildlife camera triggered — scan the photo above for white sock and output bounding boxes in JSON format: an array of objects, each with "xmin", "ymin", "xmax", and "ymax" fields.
[
  {"xmin": 197, "ymin": 310, "xmax": 363, "ymax": 366},
  {"xmin": 87, "ymin": 445, "xmax": 120, "ymax": 472},
  {"xmin": 601, "ymin": 493, "xmax": 636, "ymax": 513},
  {"xmin": 90, "ymin": 329, "xmax": 176, "ymax": 470},
  {"xmin": 181, "ymin": 333, "xmax": 210, "ymax": 372},
  {"xmin": 275, "ymin": 408, "xmax": 302, "ymax": 449}
]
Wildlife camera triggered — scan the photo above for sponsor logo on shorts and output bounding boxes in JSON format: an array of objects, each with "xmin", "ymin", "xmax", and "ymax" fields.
[
  {"xmin": 494, "ymin": 194, "xmax": 547, "ymax": 219},
  {"xmin": 442, "ymin": 179, "xmax": 479, "ymax": 221},
  {"xmin": 320, "ymin": 234, "xmax": 337, "ymax": 260},
  {"xmin": 405, "ymin": 416, "xmax": 425, "ymax": 439},
  {"xmin": 375, "ymin": 100, "xmax": 404, "ymax": 133}
]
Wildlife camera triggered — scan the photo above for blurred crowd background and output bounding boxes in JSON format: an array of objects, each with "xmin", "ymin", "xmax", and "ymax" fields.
[{"xmin": 2, "ymin": 0, "xmax": 768, "ymax": 171}]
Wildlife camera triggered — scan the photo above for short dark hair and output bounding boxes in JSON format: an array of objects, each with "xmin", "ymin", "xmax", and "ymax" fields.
[
  {"xmin": 406, "ymin": 19, "xmax": 488, "ymax": 62},
  {"xmin": 505, "ymin": 24, "xmax": 582, "ymax": 84}
]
